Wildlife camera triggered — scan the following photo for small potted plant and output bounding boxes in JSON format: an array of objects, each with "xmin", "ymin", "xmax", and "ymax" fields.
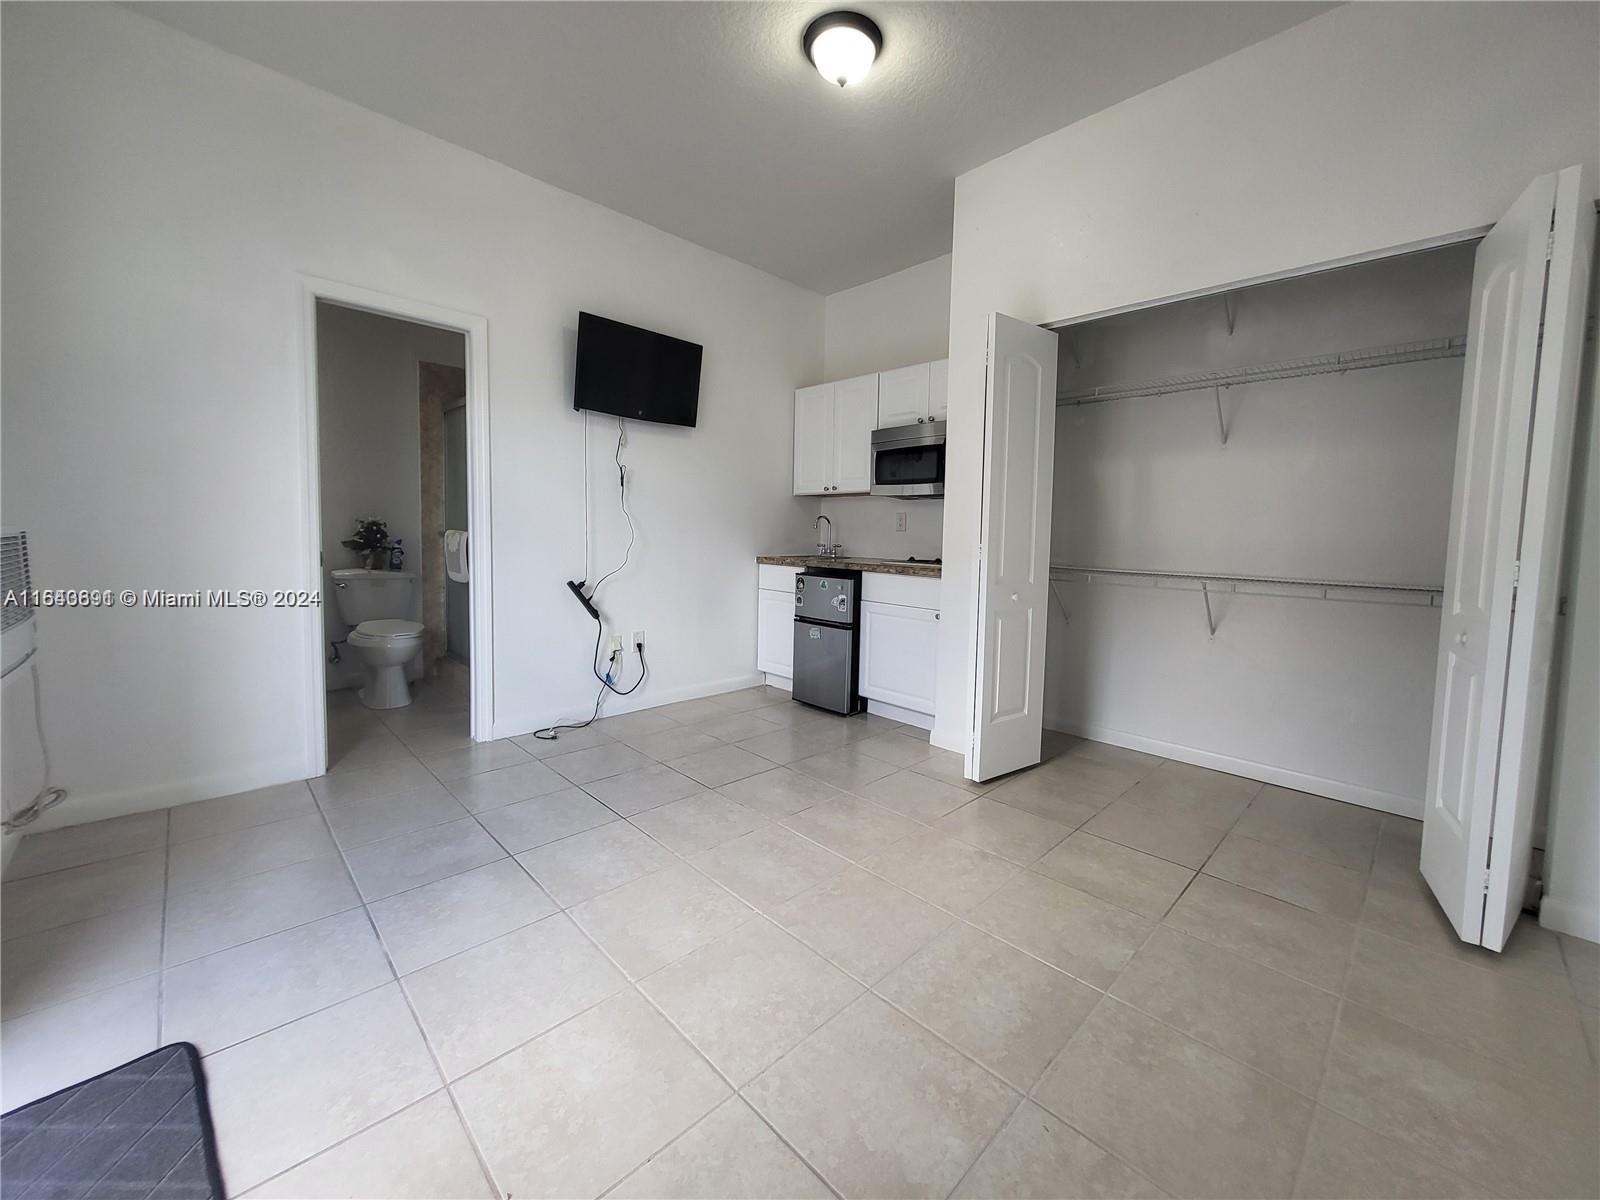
[{"xmin": 341, "ymin": 518, "xmax": 391, "ymax": 570}]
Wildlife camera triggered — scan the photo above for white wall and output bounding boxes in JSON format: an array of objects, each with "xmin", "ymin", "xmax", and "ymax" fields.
[
  {"xmin": 815, "ymin": 255, "xmax": 952, "ymax": 561},
  {"xmin": 935, "ymin": 2, "xmax": 1600, "ymax": 758},
  {"xmin": 1047, "ymin": 247, "xmax": 1474, "ymax": 811},
  {"xmin": 823, "ymin": 255, "xmax": 952, "ymax": 380},
  {"xmin": 1542, "ymin": 270, "xmax": 1600, "ymax": 942},
  {"xmin": 316, "ymin": 303, "xmax": 463, "ymax": 689},
  {"xmin": 1, "ymin": 3, "xmax": 822, "ymax": 830},
  {"xmin": 816, "ymin": 496, "xmax": 945, "ymax": 562}
]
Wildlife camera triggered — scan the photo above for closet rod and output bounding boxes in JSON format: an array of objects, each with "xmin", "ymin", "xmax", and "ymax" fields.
[
  {"xmin": 1055, "ymin": 334, "xmax": 1467, "ymax": 407},
  {"xmin": 1050, "ymin": 563, "xmax": 1443, "ymax": 606}
]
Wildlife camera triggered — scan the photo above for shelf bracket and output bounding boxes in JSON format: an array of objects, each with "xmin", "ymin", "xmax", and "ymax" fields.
[
  {"xmin": 1201, "ymin": 582, "xmax": 1217, "ymax": 639},
  {"xmin": 1048, "ymin": 579, "xmax": 1072, "ymax": 626},
  {"xmin": 1221, "ymin": 293, "xmax": 1237, "ymax": 336},
  {"xmin": 1212, "ymin": 385, "xmax": 1228, "ymax": 446}
]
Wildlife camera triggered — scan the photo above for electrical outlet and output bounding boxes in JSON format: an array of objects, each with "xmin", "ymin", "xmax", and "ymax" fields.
[
  {"xmin": 631, "ymin": 629, "xmax": 646, "ymax": 648},
  {"xmin": 608, "ymin": 635, "xmax": 625, "ymax": 654},
  {"xmin": 895, "ymin": 511, "xmax": 907, "ymax": 532}
]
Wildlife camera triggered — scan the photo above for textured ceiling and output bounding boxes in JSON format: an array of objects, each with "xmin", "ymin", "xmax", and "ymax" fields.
[{"xmin": 128, "ymin": 2, "xmax": 1329, "ymax": 293}]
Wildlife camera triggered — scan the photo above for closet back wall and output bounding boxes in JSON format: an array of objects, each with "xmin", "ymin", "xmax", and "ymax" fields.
[{"xmin": 1046, "ymin": 246, "xmax": 1476, "ymax": 813}]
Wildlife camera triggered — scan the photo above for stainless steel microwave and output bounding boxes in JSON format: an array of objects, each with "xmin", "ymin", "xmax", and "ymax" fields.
[{"xmin": 870, "ymin": 421, "xmax": 946, "ymax": 498}]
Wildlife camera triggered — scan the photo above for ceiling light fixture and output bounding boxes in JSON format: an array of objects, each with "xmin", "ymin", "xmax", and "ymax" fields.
[{"xmin": 803, "ymin": 11, "xmax": 882, "ymax": 88}]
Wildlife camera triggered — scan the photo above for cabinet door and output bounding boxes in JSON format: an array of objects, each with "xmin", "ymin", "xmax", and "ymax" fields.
[
  {"xmin": 877, "ymin": 363, "xmax": 930, "ymax": 428},
  {"xmin": 928, "ymin": 358, "xmax": 949, "ymax": 422},
  {"xmin": 832, "ymin": 373, "xmax": 878, "ymax": 494},
  {"xmin": 793, "ymin": 383, "xmax": 834, "ymax": 495},
  {"xmin": 859, "ymin": 600, "xmax": 938, "ymax": 713},
  {"xmin": 756, "ymin": 588, "xmax": 795, "ymax": 677}
]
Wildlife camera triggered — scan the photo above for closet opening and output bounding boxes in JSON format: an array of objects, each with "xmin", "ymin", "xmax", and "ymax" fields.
[{"xmin": 1042, "ymin": 240, "xmax": 1479, "ymax": 819}]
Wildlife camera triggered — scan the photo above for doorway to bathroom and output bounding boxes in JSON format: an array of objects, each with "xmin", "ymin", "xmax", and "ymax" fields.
[{"xmin": 301, "ymin": 279, "xmax": 493, "ymax": 777}]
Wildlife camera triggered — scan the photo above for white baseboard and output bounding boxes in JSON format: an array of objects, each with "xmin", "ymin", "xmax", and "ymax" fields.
[
  {"xmin": 18, "ymin": 754, "xmax": 313, "ymax": 835},
  {"xmin": 493, "ymin": 671, "xmax": 770, "ymax": 742},
  {"xmin": 929, "ymin": 722, "xmax": 968, "ymax": 756},
  {"xmin": 868, "ymin": 699, "xmax": 934, "ymax": 730},
  {"xmin": 1539, "ymin": 895, "xmax": 1600, "ymax": 944},
  {"xmin": 1047, "ymin": 717, "xmax": 1423, "ymax": 819},
  {"xmin": 752, "ymin": 673, "xmax": 933, "ymax": 731}
]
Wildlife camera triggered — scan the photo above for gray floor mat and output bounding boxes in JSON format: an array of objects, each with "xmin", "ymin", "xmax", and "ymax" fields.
[{"xmin": 1, "ymin": 1043, "xmax": 224, "ymax": 1200}]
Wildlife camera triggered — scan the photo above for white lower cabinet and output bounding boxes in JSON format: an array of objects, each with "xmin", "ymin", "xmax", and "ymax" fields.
[
  {"xmin": 756, "ymin": 566, "xmax": 938, "ymax": 716},
  {"xmin": 756, "ymin": 588, "xmax": 794, "ymax": 677},
  {"xmin": 756, "ymin": 565, "xmax": 800, "ymax": 679},
  {"xmin": 859, "ymin": 599, "xmax": 939, "ymax": 713}
]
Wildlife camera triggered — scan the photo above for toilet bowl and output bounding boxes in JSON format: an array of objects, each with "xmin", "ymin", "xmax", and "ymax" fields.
[{"xmin": 346, "ymin": 619, "xmax": 424, "ymax": 709}]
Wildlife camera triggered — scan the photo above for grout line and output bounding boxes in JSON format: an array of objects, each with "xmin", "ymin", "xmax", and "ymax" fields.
[
  {"xmin": 252, "ymin": 749, "xmax": 509, "ymax": 1200},
  {"xmin": 20, "ymin": 693, "xmax": 1572, "ymax": 1198},
  {"xmin": 491, "ymin": 806, "xmax": 854, "ymax": 1198},
  {"xmin": 155, "ymin": 807, "xmax": 171, "ymax": 1047},
  {"xmin": 235, "ymin": 1087, "xmax": 480, "ymax": 1199},
  {"xmin": 161, "ymin": 894, "xmax": 369, "ymax": 971}
]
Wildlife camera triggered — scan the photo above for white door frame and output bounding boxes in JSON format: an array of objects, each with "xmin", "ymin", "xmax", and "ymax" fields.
[{"xmin": 297, "ymin": 276, "xmax": 494, "ymax": 775}]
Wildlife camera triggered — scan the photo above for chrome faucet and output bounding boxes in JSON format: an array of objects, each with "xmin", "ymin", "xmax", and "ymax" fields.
[{"xmin": 813, "ymin": 515, "xmax": 841, "ymax": 560}]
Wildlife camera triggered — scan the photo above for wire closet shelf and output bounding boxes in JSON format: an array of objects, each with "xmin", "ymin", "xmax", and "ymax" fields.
[
  {"xmin": 1051, "ymin": 563, "xmax": 1441, "ymax": 601},
  {"xmin": 1055, "ymin": 334, "xmax": 1468, "ymax": 406},
  {"xmin": 1049, "ymin": 564, "xmax": 1444, "ymax": 639}
]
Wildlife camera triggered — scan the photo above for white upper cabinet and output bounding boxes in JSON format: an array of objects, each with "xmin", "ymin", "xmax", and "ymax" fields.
[
  {"xmin": 875, "ymin": 359, "xmax": 949, "ymax": 428},
  {"xmin": 793, "ymin": 382, "xmax": 835, "ymax": 495},
  {"xmin": 793, "ymin": 374, "xmax": 876, "ymax": 495},
  {"xmin": 833, "ymin": 374, "xmax": 877, "ymax": 493},
  {"xmin": 877, "ymin": 363, "xmax": 930, "ymax": 427},
  {"xmin": 793, "ymin": 358, "xmax": 946, "ymax": 494}
]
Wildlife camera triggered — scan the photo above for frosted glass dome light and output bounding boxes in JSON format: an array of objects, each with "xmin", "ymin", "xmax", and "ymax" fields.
[{"xmin": 803, "ymin": 12, "xmax": 882, "ymax": 88}]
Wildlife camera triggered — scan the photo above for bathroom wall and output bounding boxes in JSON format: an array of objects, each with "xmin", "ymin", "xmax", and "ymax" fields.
[
  {"xmin": 816, "ymin": 254, "xmax": 952, "ymax": 561},
  {"xmin": 2, "ymin": 3, "xmax": 822, "ymax": 829},
  {"xmin": 316, "ymin": 303, "xmax": 463, "ymax": 690}
]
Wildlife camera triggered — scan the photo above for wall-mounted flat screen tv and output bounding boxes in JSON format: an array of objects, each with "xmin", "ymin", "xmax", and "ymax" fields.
[{"xmin": 573, "ymin": 312, "xmax": 702, "ymax": 428}]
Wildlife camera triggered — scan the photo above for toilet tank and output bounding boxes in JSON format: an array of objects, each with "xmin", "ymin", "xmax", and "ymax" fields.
[{"xmin": 331, "ymin": 569, "xmax": 419, "ymax": 625}]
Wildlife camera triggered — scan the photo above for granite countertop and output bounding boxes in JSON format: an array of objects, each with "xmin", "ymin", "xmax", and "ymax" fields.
[{"xmin": 757, "ymin": 553, "xmax": 942, "ymax": 578}]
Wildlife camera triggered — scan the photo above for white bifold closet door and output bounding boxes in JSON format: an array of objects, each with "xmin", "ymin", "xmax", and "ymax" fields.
[
  {"xmin": 1422, "ymin": 164, "xmax": 1595, "ymax": 952},
  {"xmin": 968, "ymin": 314, "xmax": 1059, "ymax": 782}
]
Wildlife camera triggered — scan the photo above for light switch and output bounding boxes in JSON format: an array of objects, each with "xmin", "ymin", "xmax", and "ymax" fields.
[{"xmin": 895, "ymin": 511, "xmax": 907, "ymax": 532}]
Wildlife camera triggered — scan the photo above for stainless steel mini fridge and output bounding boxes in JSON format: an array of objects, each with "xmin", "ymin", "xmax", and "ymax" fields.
[{"xmin": 791, "ymin": 569, "xmax": 863, "ymax": 715}]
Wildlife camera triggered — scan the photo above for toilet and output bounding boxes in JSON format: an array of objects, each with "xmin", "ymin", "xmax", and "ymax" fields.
[{"xmin": 331, "ymin": 568, "xmax": 424, "ymax": 709}]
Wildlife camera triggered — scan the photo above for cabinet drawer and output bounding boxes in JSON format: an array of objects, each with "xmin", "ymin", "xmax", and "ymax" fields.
[
  {"xmin": 758, "ymin": 564, "xmax": 801, "ymax": 593},
  {"xmin": 861, "ymin": 572, "xmax": 941, "ymax": 609}
]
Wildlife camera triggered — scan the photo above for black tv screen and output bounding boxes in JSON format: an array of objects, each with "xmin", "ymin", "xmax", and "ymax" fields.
[{"xmin": 573, "ymin": 312, "xmax": 702, "ymax": 428}]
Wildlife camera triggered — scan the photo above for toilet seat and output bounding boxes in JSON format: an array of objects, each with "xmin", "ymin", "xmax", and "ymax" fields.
[{"xmin": 348, "ymin": 619, "xmax": 424, "ymax": 645}]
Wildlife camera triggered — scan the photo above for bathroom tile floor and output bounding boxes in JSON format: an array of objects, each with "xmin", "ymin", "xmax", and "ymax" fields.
[{"xmin": 4, "ymin": 682, "xmax": 1597, "ymax": 1198}]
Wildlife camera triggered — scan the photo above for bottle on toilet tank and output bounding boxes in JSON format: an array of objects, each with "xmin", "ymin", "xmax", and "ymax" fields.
[{"xmin": 388, "ymin": 540, "xmax": 404, "ymax": 571}]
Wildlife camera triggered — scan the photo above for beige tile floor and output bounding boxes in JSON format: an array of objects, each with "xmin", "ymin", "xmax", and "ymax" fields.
[{"xmin": 3, "ymin": 681, "xmax": 1597, "ymax": 1199}]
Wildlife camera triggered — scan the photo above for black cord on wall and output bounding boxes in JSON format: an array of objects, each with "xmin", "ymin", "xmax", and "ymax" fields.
[{"xmin": 533, "ymin": 417, "xmax": 646, "ymax": 739}]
